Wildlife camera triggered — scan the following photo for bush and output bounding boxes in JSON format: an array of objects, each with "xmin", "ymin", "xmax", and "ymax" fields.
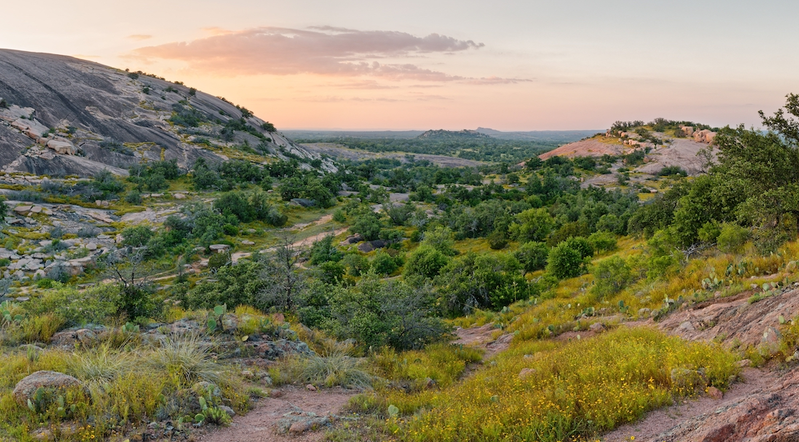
[
  {"xmin": 122, "ymin": 225, "xmax": 154, "ymax": 247},
  {"xmin": 371, "ymin": 250, "xmax": 399, "ymax": 276},
  {"xmin": 325, "ymin": 274, "xmax": 448, "ymax": 350},
  {"xmin": 717, "ymin": 223, "xmax": 749, "ymax": 253},
  {"xmin": 546, "ymin": 242, "xmax": 585, "ymax": 279},
  {"xmin": 587, "ymin": 231, "xmax": 617, "ymax": 253},
  {"xmin": 487, "ymin": 230, "xmax": 508, "ymax": 250},
  {"xmin": 125, "ymin": 190, "xmax": 142, "ymax": 204},
  {"xmin": 592, "ymin": 256, "xmax": 633, "ymax": 297},
  {"xmin": 698, "ymin": 221, "xmax": 721, "ymax": 243},
  {"xmin": 514, "ymin": 242, "xmax": 548, "ymax": 274},
  {"xmin": 564, "ymin": 236, "xmax": 593, "ymax": 259},
  {"xmin": 403, "ymin": 245, "xmax": 450, "ymax": 279}
]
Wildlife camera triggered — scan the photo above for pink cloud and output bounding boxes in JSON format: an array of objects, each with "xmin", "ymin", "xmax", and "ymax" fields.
[
  {"xmin": 126, "ymin": 34, "xmax": 153, "ymax": 41},
  {"xmin": 129, "ymin": 26, "xmax": 521, "ymax": 84}
]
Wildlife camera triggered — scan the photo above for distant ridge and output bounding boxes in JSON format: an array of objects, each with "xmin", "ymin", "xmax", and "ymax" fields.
[{"xmin": 416, "ymin": 129, "xmax": 491, "ymax": 140}]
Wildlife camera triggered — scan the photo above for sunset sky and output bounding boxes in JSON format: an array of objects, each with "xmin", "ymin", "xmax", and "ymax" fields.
[{"xmin": 3, "ymin": 0, "xmax": 798, "ymax": 130}]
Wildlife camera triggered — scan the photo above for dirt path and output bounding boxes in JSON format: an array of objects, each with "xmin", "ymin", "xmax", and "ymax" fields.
[
  {"xmin": 200, "ymin": 386, "xmax": 357, "ymax": 442},
  {"xmin": 454, "ymin": 323, "xmax": 513, "ymax": 361},
  {"xmin": 228, "ymin": 227, "xmax": 348, "ymax": 264}
]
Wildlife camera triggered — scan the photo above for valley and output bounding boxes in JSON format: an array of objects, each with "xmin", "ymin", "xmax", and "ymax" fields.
[{"xmin": 1, "ymin": 49, "xmax": 799, "ymax": 442}]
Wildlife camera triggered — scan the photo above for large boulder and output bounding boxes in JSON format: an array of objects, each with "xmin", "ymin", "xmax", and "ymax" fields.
[{"xmin": 12, "ymin": 371, "xmax": 87, "ymax": 407}]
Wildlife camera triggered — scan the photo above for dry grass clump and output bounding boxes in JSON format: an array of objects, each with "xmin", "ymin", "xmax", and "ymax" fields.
[
  {"xmin": 0, "ymin": 332, "xmax": 244, "ymax": 441},
  {"xmin": 145, "ymin": 334, "xmax": 222, "ymax": 386},
  {"xmin": 280, "ymin": 340, "xmax": 373, "ymax": 389}
]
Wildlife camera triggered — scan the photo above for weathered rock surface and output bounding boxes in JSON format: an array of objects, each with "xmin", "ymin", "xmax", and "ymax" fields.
[
  {"xmin": 12, "ymin": 371, "xmax": 86, "ymax": 407},
  {"xmin": 0, "ymin": 48, "xmax": 333, "ymax": 177}
]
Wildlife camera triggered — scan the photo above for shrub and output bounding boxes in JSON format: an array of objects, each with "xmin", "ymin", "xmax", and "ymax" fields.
[
  {"xmin": 487, "ymin": 230, "xmax": 508, "ymax": 250},
  {"xmin": 592, "ymin": 256, "xmax": 633, "ymax": 297},
  {"xmin": 564, "ymin": 236, "xmax": 594, "ymax": 259},
  {"xmin": 717, "ymin": 223, "xmax": 749, "ymax": 253},
  {"xmin": 587, "ymin": 231, "xmax": 617, "ymax": 253},
  {"xmin": 371, "ymin": 250, "xmax": 399, "ymax": 276},
  {"xmin": 125, "ymin": 190, "xmax": 142, "ymax": 204},
  {"xmin": 514, "ymin": 242, "xmax": 549, "ymax": 274},
  {"xmin": 26, "ymin": 284, "xmax": 119, "ymax": 327},
  {"xmin": 122, "ymin": 225, "xmax": 154, "ymax": 247},
  {"xmin": 546, "ymin": 242, "xmax": 585, "ymax": 279},
  {"xmin": 403, "ymin": 245, "xmax": 450, "ymax": 279},
  {"xmin": 698, "ymin": 221, "xmax": 721, "ymax": 243}
]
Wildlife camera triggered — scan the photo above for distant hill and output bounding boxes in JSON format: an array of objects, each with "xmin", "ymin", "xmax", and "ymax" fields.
[
  {"xmin": 475, "ymin": 127, "xmax": 601, "ymax": 142},
  {"xmin": 416, "ymin": 129, "xmax": 491, "ymax": 140},
  {"xmin": 0, "ymin": 49, "xmax": 329, "ymax": 177}
]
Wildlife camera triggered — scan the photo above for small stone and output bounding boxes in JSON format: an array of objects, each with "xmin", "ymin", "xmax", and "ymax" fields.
[
  {"xmin": 736, "ymin": 359, "xmax": 752, "ymax": 368},
  {"xmin": 706, "ymin": 386, "xmax": 723, "ymax": 400},
  {"xmin": 589, "ymin": 322, "xmax": 606, "ymax": 333},
  {"xmin": 241, "ymin": 240, "xmax": 255, "ymax": 246},
  {"xmin": 289, "ymin": 420, "xmax": 312, "ymax": 434},
  {"xmin": 219, "ymin": 405, "xmax": 236, "ymax": 417},
  {"xmin": 519, "ymin": 368, "xmax": 536, "ymax": 380},
  {"xmin": 637, "ymin": 308, "xmax": 651, "ymax": 318},
  {"xmin": 305, "ymin": 384, "xmax": 317, "ymax": 392}
]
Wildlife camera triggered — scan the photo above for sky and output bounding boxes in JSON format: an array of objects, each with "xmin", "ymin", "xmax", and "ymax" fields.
[{"xmin": 2, "ymin": 0, "xmax": 798, "ymax": 130}]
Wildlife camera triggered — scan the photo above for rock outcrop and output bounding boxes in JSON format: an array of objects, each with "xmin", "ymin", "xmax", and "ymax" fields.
[{"xmin": 0, "ymin": 49, "xmax": 333, "ymax": 177}]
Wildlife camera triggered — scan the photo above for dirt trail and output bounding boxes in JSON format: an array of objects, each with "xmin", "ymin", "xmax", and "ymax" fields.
[
  {"xmin": 229, "ymin": 227, "xmax": 348, "ymax": 264},
  {"xmin": 454, "ymin": 323, "xmax": 513, "ymax": 360},
  {"xmin": 201, "ymin": 386, "xmax": 356, "ymax": 442}
]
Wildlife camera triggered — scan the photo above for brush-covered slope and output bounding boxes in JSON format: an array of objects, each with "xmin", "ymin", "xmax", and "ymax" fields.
[{"xmin": 0, "ymin": 49, "xmax": 331, "ymax": 177}]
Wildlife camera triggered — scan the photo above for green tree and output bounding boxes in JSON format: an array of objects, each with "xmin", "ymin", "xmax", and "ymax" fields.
[
  {"xmin": 403, "ymin": 245, "xmax": 450, "ymax": 279},
  {"xmin": 436, "ymin": 252, "xmax": 528, "ymax": 314},
  {"xmin": 310, "ymin": 235, "xmax": 343, "ymax": 265},
  {"xmin": 122, "ymin": 225, "xmax": 154, "ymax": 247},
  {"xmin": 326, "ymin": 274, "xmax": 447, "ymax": 350},
  {"xmin": 514, "ymin": 241, "xmax": 549, "ymax": 274},
  {"xmin": 511, "ymin": 208, "xmax": 554, "ymax": 243}
]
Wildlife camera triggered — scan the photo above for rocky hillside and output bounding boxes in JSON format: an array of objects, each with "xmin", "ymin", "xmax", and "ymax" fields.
[{"xmin": 0, "ymin": 49, "xmax": 331, "ymax": 177}]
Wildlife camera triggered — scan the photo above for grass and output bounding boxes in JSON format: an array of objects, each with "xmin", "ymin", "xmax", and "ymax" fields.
[
  {"xmin": 280, "ymin": 351, "xmax": 374, "ymax": 389},
  {"xmin": 0, "ymin": 331, "xmax": 247, "ymax": 441},
  {"xmin": 390, "ymin": 328, "xmax": 737, "ymax": 442}
]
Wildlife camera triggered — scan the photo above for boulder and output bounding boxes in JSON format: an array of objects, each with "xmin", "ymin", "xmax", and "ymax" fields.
[
  {"xmin": 12, "ymin": 371, "xmax": 87, "ymax": 407},
  {"xmin": 51, "ymin": 329, "xmax": 98, "ymax": 348},
  {"xmin": 357, "ymin": 242, "xmax": 374, "ymax": 253},
  {"xmin": 46, "ymin": 139, "xmax": 76, "ymax": 155},
  {"xmin": 209, "ymin": 244, "xmax": 230, "ymax": 253},
  {"xmin": 13, "ymin": 205, "xmax": 32, "ymax": 215}
]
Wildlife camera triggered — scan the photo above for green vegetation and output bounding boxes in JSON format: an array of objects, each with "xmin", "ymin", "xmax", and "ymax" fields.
[{"xmin": 3, "ymin": 93, "xmax": 799, "ymax": 441}]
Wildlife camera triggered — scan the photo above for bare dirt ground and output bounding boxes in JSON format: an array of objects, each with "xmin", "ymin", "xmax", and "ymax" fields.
[
  {"xmin": 454, "ymin": 323, "xmax": 513, "ymax": 360},
  {"xmin": 301, "ymin": 142, "xmax": 485, "ymax": 168},
  {"xmin": 201, "ymin": 386, "xmax": 357, "ymax": 442}
]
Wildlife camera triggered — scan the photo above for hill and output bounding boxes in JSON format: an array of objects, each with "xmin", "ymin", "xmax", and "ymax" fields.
[
  {"xmin": 416, "ymin": 129, "xmax": 491, "ymax": 140},
  {"xmin": 0, "ymin": 49, "xmax": 330, "ymax": 177},
  {"xmin": 476, "ymin": 127, "xmax": 600, "ymax": 142}
]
